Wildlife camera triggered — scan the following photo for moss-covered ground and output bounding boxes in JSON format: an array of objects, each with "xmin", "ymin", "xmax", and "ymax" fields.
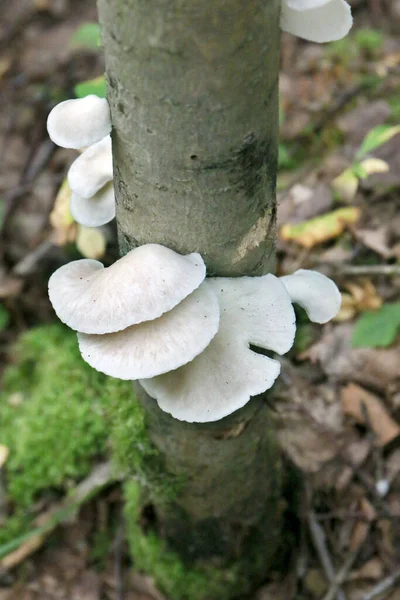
[{"xmin": 0, "ymin": 324, "xmax": 133, "ymax": 544}]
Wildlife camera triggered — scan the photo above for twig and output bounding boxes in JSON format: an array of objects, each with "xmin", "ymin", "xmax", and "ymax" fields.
[
  {"xmin": 307, "ymin": 511, "xmax": 347, "ymax": 600},
  {"xmin": 361, "ymin": 567, "xmax": 400, "ymax": 600},
  {"xmin": 327, "ymin": 264, "xmax": 400, "ymax": 277},
  {"xmin": 12, "ymin": 239, "xmax": 55, "ymax": 276},
  {"xmin": 323, "ymin": 549, "xmax": 361, "ymax": 600},
  {"xmin": 0, "ymin": 462, "xmax": 118, "ymax": 570}
]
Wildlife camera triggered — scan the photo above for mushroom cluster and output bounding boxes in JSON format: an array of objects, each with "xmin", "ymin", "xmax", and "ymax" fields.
[
  {"xmin": 48, "ymin": 244, "xmax": 219, "ymax": 380},
  {"xmin": 48, "ymin": 244, "xmax": 341, "ymax": 422},
  {"xmin": 280, "ymin": 0, "xmax": 352, "ymax": 43},
  {"xmin": 47, "ymin": 95, "xmax": 115, "ymax": 228}
]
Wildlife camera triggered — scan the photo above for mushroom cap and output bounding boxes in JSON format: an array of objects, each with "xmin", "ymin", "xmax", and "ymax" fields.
[
  {"xmin": 48, "ymin": 244, "xmax": 207, "ymax": 334},
  {"xmin": 68, "ymin": 136, "xmax": 113, "ymax": 198},
  {"xmin": 70, "ymin": 183, "xmax": 116, "ymax": 228},
  {"xmin": 286, "ymin": 0, "xmax": 331, "ymax": 8},
  {"xmin": 77, "ymin": 283, "xmax": 220, "ymax": 380},
  {"xmin": 280, "ymin": 269, "xmax": 341, "ymax": 323},
  {"xmin": 47, "ymin": 95, "xmax": 111, "ymax": 149},
  {"xmin": 140, "ymin": 274, "xmax": 296, "ymax": 423},
  {"xmin": 281, "ymin": 0, "xmax": 352, "ymax": 43}
]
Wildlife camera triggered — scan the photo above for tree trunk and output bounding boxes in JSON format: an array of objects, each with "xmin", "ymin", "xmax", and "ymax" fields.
[{"xmin": 97, "ymin": 0, "xmax": 285, "ymax": 596}]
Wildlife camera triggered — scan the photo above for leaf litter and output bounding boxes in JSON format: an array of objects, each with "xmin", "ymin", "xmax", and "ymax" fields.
[{"xmin": 0, "ymin": 1, "xmax": 399, "ymax": 599}]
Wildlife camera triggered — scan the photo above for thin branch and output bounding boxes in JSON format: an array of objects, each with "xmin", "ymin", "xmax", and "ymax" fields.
[
  {"xmin": 326, "ymin": 264, "xmax": 400, "ymax": 277},
  {"xmin": 307, "ymin": 511, "xmax": 347, "ymax": 600},
  {"xmin": 361, "ymin": 567, "xmax": 400, "ymax": 600},
  {"xmin": 323, "ymin": 549, "xmax": 361, "ymax": 600}
]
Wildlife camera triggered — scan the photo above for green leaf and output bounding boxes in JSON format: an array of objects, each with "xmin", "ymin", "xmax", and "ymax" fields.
[
  {"xmin": 74, "ymin": 76, "xmax": 106, "ymax": 99},
  {"xmin": 70, "ymin": 23, "xmax": 101, "ymax": 50},
  {"xmin": 0, "ymin": 304, "xmax": 9, "ymax": 330},
  {"xmin": 352, "ymin": 302, "xmax": 400, "ymax": 348},
  {"xmin": 356, "ymin": 125, "xmax": 400, "ymax": 160},
  {"xmin": 354, "ymin": 28, "xmax": 383, "ymax": 52}
]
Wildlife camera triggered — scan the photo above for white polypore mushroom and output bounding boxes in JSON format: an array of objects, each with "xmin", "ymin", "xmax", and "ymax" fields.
[
  {"xmin": 280, "ymin": 269, "xmax": 341, "ymax": 323},
  {"xmin": 140, "ymin": 275, "xmax": 296, "ymax": 423},
  {"xmin": 68, "ymin": 136, "xmax": 113, "ymax": 198},
  {"xmin": 70, "ymin": 183, "xmax": 116, "ymax": 228},
  {"xmin": 48, "ymin": 244, "xmax": 206, "ymax": 334},
  {"xmin": 77, "ymin": 283, "xmax": 220, "ymax": 380},
  {"xmin": 47, "ymin": 95, "xmax": 111, "ymax": 149},
  {"xmin": 280, "ymin": 0, "xmax": 352, "ymax": 43}
]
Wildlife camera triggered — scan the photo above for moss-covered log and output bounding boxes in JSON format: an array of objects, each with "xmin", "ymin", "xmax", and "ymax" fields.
[{"xmin": 97, "ymin": 0, "xmax": 285, "ymax": 597}]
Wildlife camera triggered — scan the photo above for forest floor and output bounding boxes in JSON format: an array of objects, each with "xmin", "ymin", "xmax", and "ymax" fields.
[{"xmin": 0, "ymin": 0, "xmax": 400, "ymax": 599}]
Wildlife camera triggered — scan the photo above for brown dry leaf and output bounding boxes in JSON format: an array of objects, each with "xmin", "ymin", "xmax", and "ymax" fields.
[
  {"xmin": 306, "ymin": 324, "xmax": 400, "ymax": 392},
  {"xmin": 130, "ymin": 573, "xmax": 168, "ymax": 600},
  {"xmin": 354, "ymin": 227, "xmax": 394, "ymax": 259},
  {"xmin": 336, "ymin": 281, "xmax": 382, "ymax": 322},
  {"xmin": 336, "ymin": 439, "xmax": 371, "ymax": 492},
  {"xmin": 377, "ymin": 519, "xmax": 397, "ymax": 561},
  {"xmin": 341, "ymin": 383, "xmax": 400, "ymax": 447},
  {"xmin": 277, "ymin": 183, "xmax": 333, "ymax": 227},
  {"xmin": 349, "ymin": 497, "xmax": 375, "ymax": 552},
  {"xmin": 275, "ymin": 373, "xmax": 343, "ymax": 474},
  {"xmin": 280, "ymin": 207, "xmax": 361, "ymax": 248},
  {"xmin": 49, "ymin": 179, "xmax": 76, "ymax": 246},
  {"xmin": 1, "ymin": 531, "xmax": 47, "ymax": 570},
  {"xmin": 0, "ymin": 56, "xmax": 11, "ymax": 80},
  {"xmin": 350, "ymin": 557, "xmax": 384, "ymax": 581}
]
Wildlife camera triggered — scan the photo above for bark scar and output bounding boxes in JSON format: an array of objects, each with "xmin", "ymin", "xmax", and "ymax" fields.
[{"xmin": 234, "ymin": 213, "xmax": 269, "ymax": 264}]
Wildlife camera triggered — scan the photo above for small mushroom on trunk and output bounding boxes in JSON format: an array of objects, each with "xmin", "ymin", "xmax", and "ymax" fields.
[
  {"xmin": 70, "ymin": 183, "xmax": 116, "ymax": 228},
  {"xmin": 68, "ymin": 135, "xmax": 113, "ymax": 199},
  {"xmin": 281, "ymin": 0, "xmax": 352, "ymax": 43},
  {"xmin": 279, "ymin": 269, "xmax": 341, "ymax": 323},
  {"xmin": 47, "ymin": 95, "xmax": 111, "ymax": 149}
]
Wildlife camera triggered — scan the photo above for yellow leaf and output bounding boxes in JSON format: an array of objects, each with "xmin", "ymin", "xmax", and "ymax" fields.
[
  {"xmin": 280, "ymin": 207, "xmax": 361, "ymax": 249},
  {"xmin": 0, "ymin": 445, "xmax": 9, "ymax": 468},
  {"xmin": 49, "ymin": 179, "xmax": 77, "ymax": 246},
  {"xmin": 359, "ymin": 158, "xmax": 389, "ymax": 176},
  {"xmin": 76, "ymin": 225, "xmax": 106, "ymax": 259},
  {"xmin": 332, "ymin": 168, "xmax": 359, "ymax": 202}
]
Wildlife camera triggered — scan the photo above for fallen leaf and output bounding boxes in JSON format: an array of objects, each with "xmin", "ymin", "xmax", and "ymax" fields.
[
  {"xmin": 0, "ymin": 445, "xmax": 9, "ymax": 468},
  {"xmin": 332, "ymin": 168, "xmax": 359, "ymax": 202},
  {"xmin": 277, "ymin": 183, "xmax": 333, "ymax": 226},
  {"xmin": 49, "ymin": 179, "xmax": 76, "ymax": 246},
  {"xmin": 335, "ymin": 281, "xmax": 382, "ymax": 322},
  {"xmin": 341, "ymin": 383, "xmax": 400, "ymax": 446},
  {"xmin": 306, "ymin": 324, "xmax": 400, "ymax": 391},
  {"xmin": 280, "ymin": 207, "xmax": 361, "ymax": 248},
  {"xmin": 350, "ymin": 557, "xmax": 384, "ymax": 581},
  {"xmin": 354, "ymin": 227, "xmax": 394, "ymax": 258},
  {"xmin": 359, "ymin": 158, "xmax": 389, "ymax": 176},
  {"xmin": 349, "ymin": 497, "xmax": 375, "ymax": 552},
  {"xmin": 76, "ymin": 226, "xmax": 106, "ymax": 259}
]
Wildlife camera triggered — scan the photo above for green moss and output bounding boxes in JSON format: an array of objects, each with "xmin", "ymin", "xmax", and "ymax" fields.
[
  {"xmin": 109, "ymin": 386, "xmax": 182, "ymax": 503},
  {"xmin": 124, "ymin": 481, "xmax": 242, "ymax": 600},
  {"xmin": 0, "ymin": 324, "xmax": 132, "ymax": 508}
]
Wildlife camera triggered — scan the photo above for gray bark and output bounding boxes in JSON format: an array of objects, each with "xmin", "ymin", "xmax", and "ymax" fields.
[{"xmin": 97, "ymin": 0, "xmax": 285, "ymax": 596}]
